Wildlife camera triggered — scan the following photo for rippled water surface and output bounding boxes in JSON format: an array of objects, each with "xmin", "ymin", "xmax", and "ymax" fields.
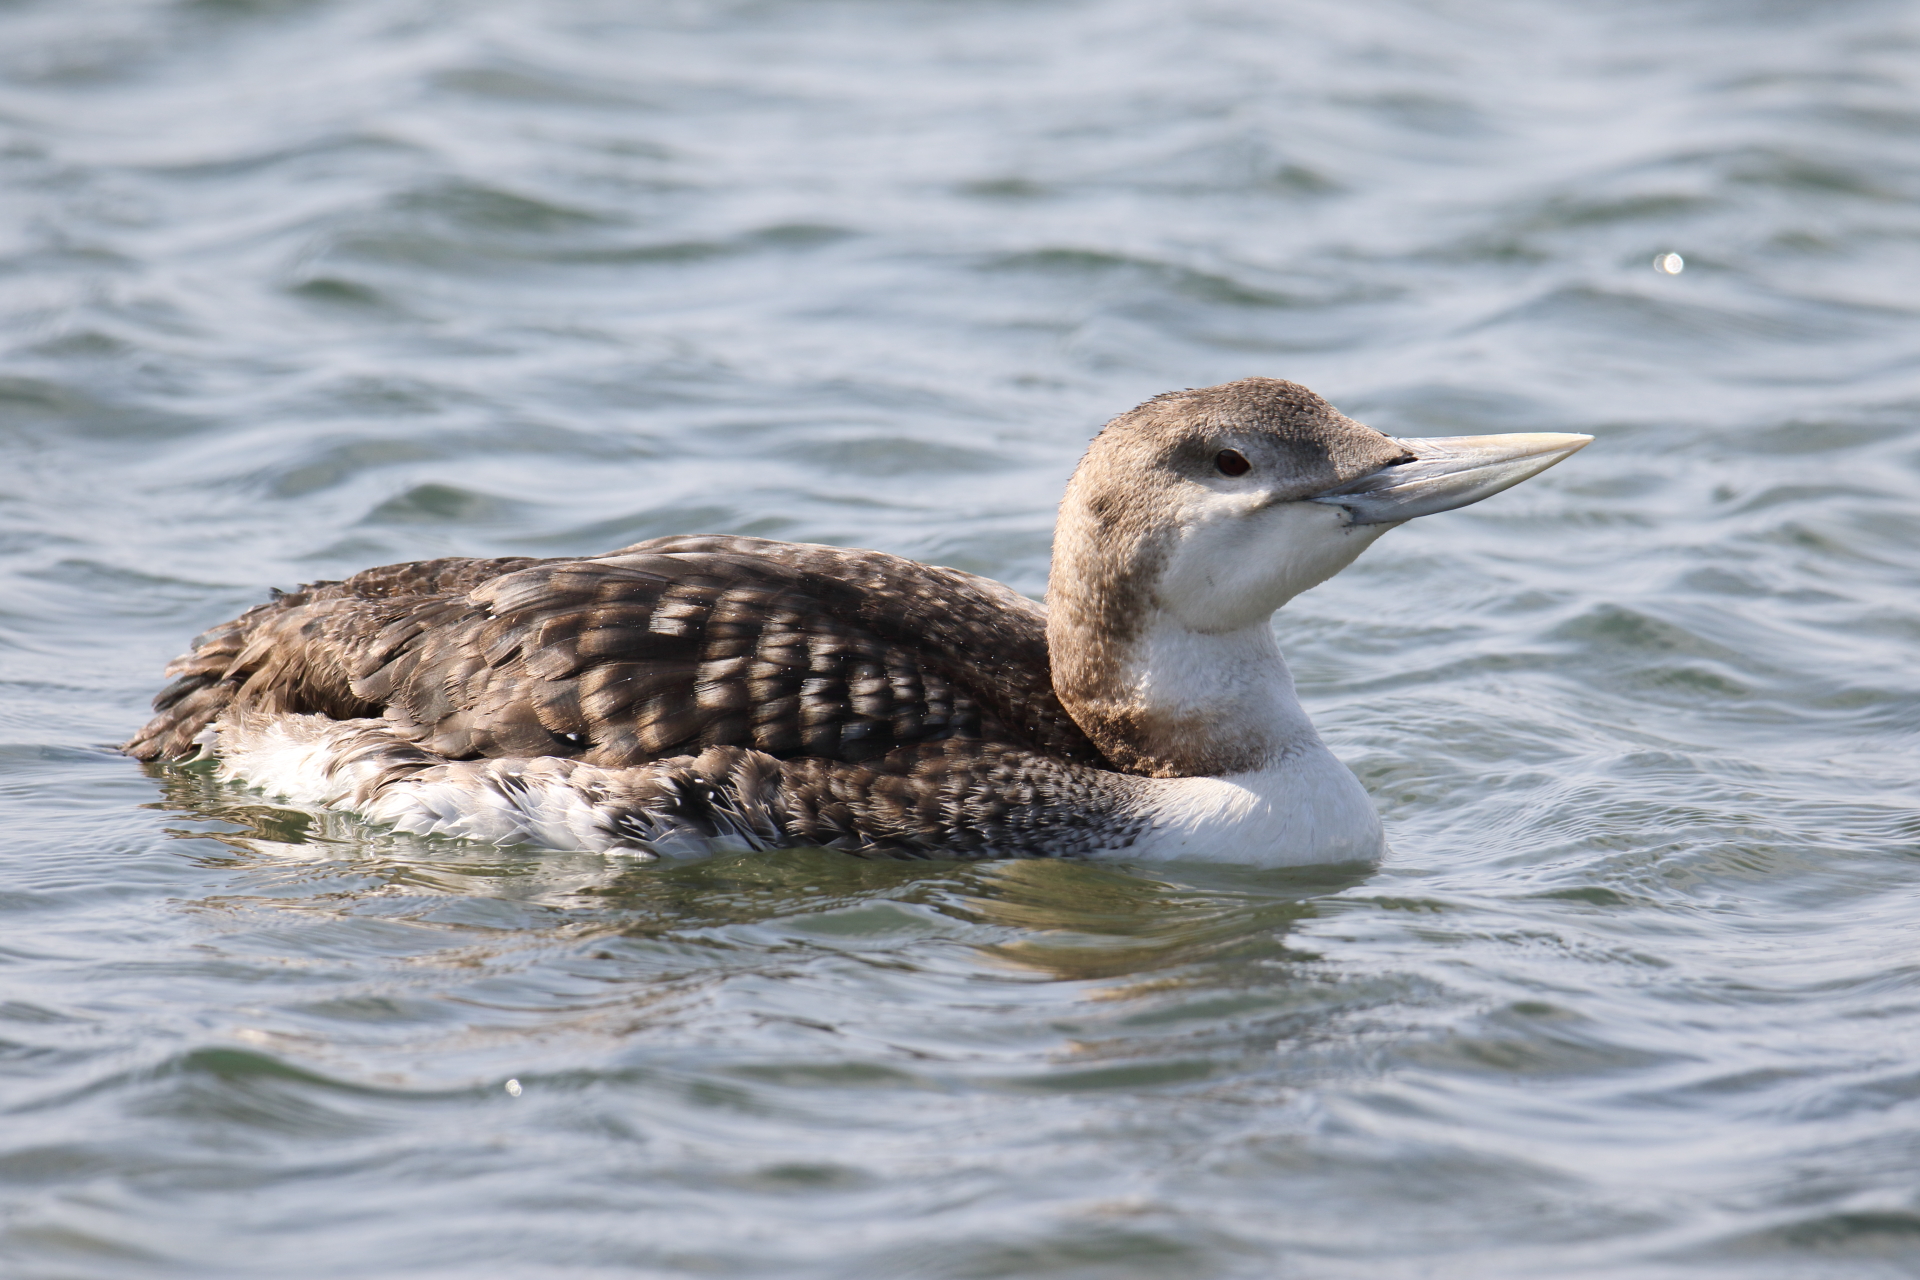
[{"xmin": 5, "ymin": 0, "xmax": 1920, "ymax": 1275}]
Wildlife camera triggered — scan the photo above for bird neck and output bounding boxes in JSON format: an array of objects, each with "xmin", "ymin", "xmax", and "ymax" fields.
[{"xmin": 1048, "ymin": 597, "xmax": 1317, "ymax": 778}]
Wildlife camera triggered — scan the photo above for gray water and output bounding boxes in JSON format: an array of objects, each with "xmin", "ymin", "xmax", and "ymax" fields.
[{"xmin": 3, "ymin": 0, "xmax": 1919, "ymax": 1276}]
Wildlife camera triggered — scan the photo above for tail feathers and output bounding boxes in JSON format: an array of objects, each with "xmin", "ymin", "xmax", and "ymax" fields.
[
  {"xmin": 124, "ymin": 671, "xmax": 236, "ymax": 761},
  {"xmin": 124, "ymin": 604, "xmax": 282, "ymax": 761}
]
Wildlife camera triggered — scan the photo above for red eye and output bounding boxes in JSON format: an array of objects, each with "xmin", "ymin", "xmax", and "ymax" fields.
[{"xmin": 1215, "ymin": 449, "xmax": 1251, "ymax": 477}]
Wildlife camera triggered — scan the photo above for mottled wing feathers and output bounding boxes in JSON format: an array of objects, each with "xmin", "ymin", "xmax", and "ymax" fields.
[{"xmin": 126, "ymin": 540, "xmax": 1108, "ymax": 774}]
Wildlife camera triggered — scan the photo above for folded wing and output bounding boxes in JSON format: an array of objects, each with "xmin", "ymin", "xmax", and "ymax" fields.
[{"xmin": 125, "ymin": 536, "xmax": 1108, "ymax": 773}]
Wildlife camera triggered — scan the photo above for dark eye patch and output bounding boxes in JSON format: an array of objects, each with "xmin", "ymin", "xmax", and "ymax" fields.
[{"xmin": 1215, "ymin": 449, "xmax": 1251, "ymax": 477}]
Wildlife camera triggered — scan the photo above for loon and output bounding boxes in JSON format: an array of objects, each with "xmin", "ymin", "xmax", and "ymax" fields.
[{"xmin": 125, "ymin": 378, "xmax": 1588, "ymax": 867}]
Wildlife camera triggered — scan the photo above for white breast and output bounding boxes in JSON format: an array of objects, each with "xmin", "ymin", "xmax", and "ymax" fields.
[{"xmin": 1118, "ymin": 743, "xmax": 1385, "ymax": 866}]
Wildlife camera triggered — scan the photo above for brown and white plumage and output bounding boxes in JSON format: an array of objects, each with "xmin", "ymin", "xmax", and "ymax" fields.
[
  {"xmin": 127, "ymin": 379, "xmax": 1590, "ymax": 865},
  {"xmin": 127, "ymin": 538, "xmax": 1134, "ymax": 858}
]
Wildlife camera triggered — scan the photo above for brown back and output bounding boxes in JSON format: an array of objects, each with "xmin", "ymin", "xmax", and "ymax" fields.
[{"xmin": 126, "ymin": 536, "xmax": 1109, "ymax": 772}]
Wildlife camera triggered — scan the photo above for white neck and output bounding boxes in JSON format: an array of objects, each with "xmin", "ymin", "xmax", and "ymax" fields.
[
  {"xmin": 1101, "ymin": 617, "xmax": 1384, "ymax": 865},
  {"xmin": 1115, "ymin": 615, "xmax": 1318, "ymax": 772}
]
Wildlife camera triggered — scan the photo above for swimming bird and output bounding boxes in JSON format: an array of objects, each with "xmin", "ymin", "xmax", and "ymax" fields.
[{"xmin": 125, "ymin": 378, "xmax": 1588, "ymax": 866}]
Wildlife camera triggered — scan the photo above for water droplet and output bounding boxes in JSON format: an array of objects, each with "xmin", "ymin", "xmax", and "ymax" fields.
[
  {"xmin": 1654, "ymin": 252, "xmax": 1685, "ymax": 275},
  {"xmin": 504, "ymin": 1078, "xmax": 523, "ymax": 1097}
]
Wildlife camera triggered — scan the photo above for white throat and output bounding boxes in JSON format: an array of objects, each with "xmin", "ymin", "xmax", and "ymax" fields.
[{"xmin": 1116, "ymin": 615, "xmax": 1318, "ymax": 771}]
